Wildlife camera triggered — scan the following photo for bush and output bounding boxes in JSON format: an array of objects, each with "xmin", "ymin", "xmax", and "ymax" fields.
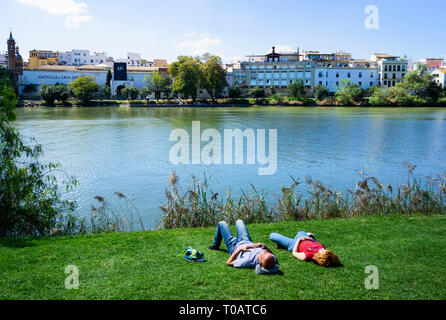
[
  {"xmin": 335, "ymin": 79, "xmax": 365, "ymax": 105},
  {"xmin": 248, "ymin": 86, "xmax": 265, "ymax": 102},
  {"xmin": 313, "ymin": 84, "xmax": 329, "ymax": 101},
  {"xmin": 121, "ymin": 86, "xmax": 140, "ymax": 100},
  {"xmin": 228, "ymin": 85, "xmax": 242, "ymax": 99},
  {"xmin": 39, "ymin": 84, "xmax": 71, "ymax": 105},
  {"xmin": 287, "ymin": 80, "xmax": 306, "ymax": 98}
]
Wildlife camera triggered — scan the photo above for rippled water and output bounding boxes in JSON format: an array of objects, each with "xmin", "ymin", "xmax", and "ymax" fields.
[{"xmin": 15, "ymin": 106, "xmax": 446, "ymax": 229}]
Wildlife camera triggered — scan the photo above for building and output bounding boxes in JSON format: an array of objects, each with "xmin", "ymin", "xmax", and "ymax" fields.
[
  {"xmin": 6, "ymin": 31, "xmax": 24, "ymax": 93},
  {"xmin": 370, "ymin": 53, "xmax": 408, "ymax": 88},
  {"xmin": 315, "ymin": 67, "xmax": 378, "ymax": 92},
  {"xmin": 28, "ymin": 49, "xmax": 58, "ymax": 69},
  {"xmin": 423, "ymin": 58, "xmax": 444, "ymax": 69},
  {"xmin": 431, "ymin": 68, "xmax": 446, "ymax": 88},
  {"xmin": 154, "ymin": 59, "xmax": 169, "ymax": 67},
  {"xmin": 17, "ymin": 64, "xmax": 168, "ymax": 98},
  {"xmin": 58, "ymin": 49, "xmax": 110, "ymax": 66},
  {"xmin": 0, "ymin": 52, "xmax": 7, "ymax": 68},
  {"xmin": 232, "ymin": 46, "xmax": 379, "ymax": 95}
]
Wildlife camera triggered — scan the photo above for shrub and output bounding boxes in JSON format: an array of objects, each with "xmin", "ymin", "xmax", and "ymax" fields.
[
  {"xmin": 313, "ymin": 84, "xmax": 329, "ymax": 101},
  {"xmin": 39, "ymin": 84, "xmax": 71, "ymax": 104},
  {"xmin": 335, "ymin": 79, "xmax": 365, "ymax": 105},
  {"xmin": 287, "ymin": 80, "xmax": 306, "ymax": 98},
  {"xmin": 228, "ymin": 85, "xmax": 242, "ymax": 99},
  {"xmin": 121, "ymin": 86, "xmax": 140, "ymax": 100}
]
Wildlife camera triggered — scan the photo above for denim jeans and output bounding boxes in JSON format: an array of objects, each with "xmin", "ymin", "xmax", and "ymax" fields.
[
  {"xmin": 213, "ymin": 220, "xmax": 252, "ymax": 254},
  {"xmin": 269, "ymin": 231, "xmax": 315, "ymax": 252}
]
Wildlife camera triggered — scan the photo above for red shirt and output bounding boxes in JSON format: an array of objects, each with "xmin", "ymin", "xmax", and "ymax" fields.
[{"xmin": 298, "ymin": 240, "xmax": 325, "ymax": 260}]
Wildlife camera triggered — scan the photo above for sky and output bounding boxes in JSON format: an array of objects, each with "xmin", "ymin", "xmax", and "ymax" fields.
[{"xmin": 1, "ymin": 0, "xmax": 445, "ymax": 63}]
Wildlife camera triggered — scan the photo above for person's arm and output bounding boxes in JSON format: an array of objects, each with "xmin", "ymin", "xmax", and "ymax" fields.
[
  {"xmin": 292, "ymin": 236, "xmax": 314, "ymax": 261},
  {"xmin": 226, "ymin": 245, "xmax": 249, "ymax": 267}
]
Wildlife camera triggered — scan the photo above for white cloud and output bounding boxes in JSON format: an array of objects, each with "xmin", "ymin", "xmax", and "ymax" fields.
[
  {"xmin": 15, "ymin": 0, "xmax": 92, "ymax": 29},
  {"xmin": 178, "ymin": 34, "xmax": 222, "ymax": 55}
]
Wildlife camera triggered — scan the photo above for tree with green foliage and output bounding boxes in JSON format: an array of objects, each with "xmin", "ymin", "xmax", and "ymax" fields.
[
  {"xmin": 199, "ymin": 54, "xmax": 227, "ymax": 102},
  {"xmin": 0, "ymin": 67, "xmax": 78, "ymax": 237},
  {"xmin": 248, "ymin": 86, "xmax": 265, "ymax": 103},
  {"xmin": 106, "ymin": 70, "xmax": 112, "ymax": 88},
  {"xmin": 140, "ymin": 86, "xmax": 153, "ymax": 100},
  {"xmin": 287, "ymin": 80, "xmax": 306, "ymax": 98},
  {"xmin": 69, "ymin": 76, "xmax": 99, "ymax": 105},
  {"xmin": 228, "ymin": 85, "xmax": 242, "ymax": 99},
  {"xmin": 121, "ymin": 86, "xmax": 140, "ymax": 100},
  {"xmin": 168, "ymin": 56, "xmax": 201, "ymax": 101},
  {"xmin": 312, "ymin": 83, "xmax": 329, "ymax": 101},
  {"xmin": 399, "ymin": 64, "xmax": 442, "ymax": 103},
  {"xmin": 145, "ymin": 71, "xmax": 172, "ymax": 101},
  {"xmin": 335, "ymin": 79, "xmax": 365, "ymax": 105},
  {"xmin": 39, "ymin": 83, "xmax": 71, "ymax": 105},
  {"xmin": 100, "ymin": 85, "xmax": 111, "ymax": 100}
]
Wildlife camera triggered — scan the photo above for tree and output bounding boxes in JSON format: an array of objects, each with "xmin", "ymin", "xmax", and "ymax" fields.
[
  {"xmin": 69, "ymin": 76, "xmax": 99, "ymax": 105},
  {"xmin": 169, "ymin": 56, "xmax": 201, "ymax": 101},
  {"xmin": 312, "ymin": 83, "xmax": 329, "ymax": 101},
  {"xmin": 121, "ymin": 86, "xmax": 140, "ymax": 100},
  {"xmin": 106, "ymin": 70, "xmax": 112, "ymax": 88},
  {"xmin": 287, "ymin": 80, "xmax": 306, "ymax": 98},
  {"xmin": 100, "ymin": 85, "xmax": 111, "ymax": 100},
  {"xmin": 39, "ymin": 83, "xmax": 71, "ymax": 104},
  {"xmin": 335, "ymin": 79, "xmax": 365, "ymax": 105},
  {"xmin": 0, "ymin": 67, "xmax": 78, "ymax": 237},
  {"xmin": 145, "ymin": 71, "xmax": 172, "ymax": 101},
  {"xmin": 228, "ymin": 85, "xmax": 242, "ymax": 99},
  {"xmin": 248, "ymin": 86, "xmax": 265, "ymax": 103},
  {"xmin": 199, "ymin": 54, "xmax": 227, "ymax": 102},
  {"xmin": 140, "ymin": 86, "xmax": 153, "ymax": 100},
  {"xmin": 399, "ymin": 65, "xmax": 442, "ymax": 102}
]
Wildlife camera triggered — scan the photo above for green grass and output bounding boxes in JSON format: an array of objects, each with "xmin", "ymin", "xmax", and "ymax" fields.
[{"xmin": 1, "ymin": 214, "xmax": 445, "ymax": 300}]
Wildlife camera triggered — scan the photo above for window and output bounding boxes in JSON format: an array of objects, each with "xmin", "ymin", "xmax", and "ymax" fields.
[
  {"xmin": 281, "ymin": 80, "xmax": 287, "ymax": 87},
  {"xmin": 274, "ymin": 80, "xmax": 279, "ymax": 86},
  {"xmin": 384, "ymin": 65, "xmax": 388, "ymax": 72},
  {"xmin": 281, "ymin": 71, "xmax": 287, "ymax": 80},
  {"xmin": 305, "ymin": 72, "xmax": 311, "ymax": 79},
  {"xmin": 319, "ymin": 72, "xmax": 323, "ymax": 77},
  {"xmin": 258, "ymin": 80, "xmax": 264, "ymax": 86},
  {"xmin": 336, "ymin": 81, "xmax": 339, "ymax": 86},
  {"xmin": 359, "ymin": 72, "xmax": 362, "ymax": 78},
  {"xmin": 336, "ymin": 72, "xmax": 339, "ymax": 78},
  {"xmin": 250, "ymin": 79, "xmax": 256, "ymax": 86},
  {"xmin": 402, "ymin": 66, "xmax": 406, "ymax": 72},
  {"xmin": 402, "ymin": 73, "xmax": 405, "ymax": 77},
  {"xmin": 370, "ymin": 73, "xmax": 374, "ymax": 78},
  {"xmin": 319, "ymin": 81, "xmax": 323, "ymax": 85},
  {"xmin": 359, "ymin": 81, "xmax": 362, "ymax": 86},
  {"xmin": 384, "ymin": 74, "xmax": 388, "ymax": 79},
  {"xmin": 297, "ymin": 71, "xmax": 303, "ymax": 79},
  {"xmin": 289, "ymin": 72, "xmax": 295, "ymax": 80},
  {"xmin": 384, "ymin": 81, "xmax": 387, "ymax": 85},
  {"xmin": 258, "ymin": 72, "xmax": 264, "ymax": 79},
  {"xmin": 347, "ymin": 72, "xmax": 351, "ymax": 78},
  {"xmin": 397, "ymin": 65, "xmax": 401, "ymax": 71},
  {"xmin": 370, "ymin": 81, "xmax": 373, "ymax": 87},
  {"xmin": 251, "ymin": 65, "xmax": 257, "ymax": 70},
  {"xmin": 273, "ymin": 72, "xmax": 279, "ymax": 79},
  {"xmin": 393, "ymin": 73, "xmax": 396, "ymax": 79}
]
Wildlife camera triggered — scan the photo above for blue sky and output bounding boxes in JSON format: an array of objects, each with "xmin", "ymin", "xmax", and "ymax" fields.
[{"xmin": 1, "ymin": 0, "xmax": 445, "ymax": 63}]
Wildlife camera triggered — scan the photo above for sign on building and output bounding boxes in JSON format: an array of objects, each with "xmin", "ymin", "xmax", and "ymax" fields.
[{"xmin": 114, "ymin": 62, "xmax": 127, "ymax": 81}]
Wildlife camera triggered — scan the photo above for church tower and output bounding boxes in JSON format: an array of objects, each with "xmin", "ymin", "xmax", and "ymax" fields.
[{"xmin": 7, "ymin": 31, "xmax": 16, "ymax": 72}]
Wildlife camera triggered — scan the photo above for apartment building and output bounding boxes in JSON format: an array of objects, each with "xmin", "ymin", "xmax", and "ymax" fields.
[
  {"xmin": 370, "ymin": 54, "xmax": 408, "ymax": 88},
  {"xmin": 28, "ymin": 49, "xmax": 58, "ymax": 69},
  {"xmin": 58, "ymin": 49, "xmax": 109, "ymax": 66}
]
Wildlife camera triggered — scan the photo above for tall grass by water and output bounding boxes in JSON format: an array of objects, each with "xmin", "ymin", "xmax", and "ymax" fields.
[{"xmin": 161, "ymin": 163, "xmax": 446, "ymax": 229}]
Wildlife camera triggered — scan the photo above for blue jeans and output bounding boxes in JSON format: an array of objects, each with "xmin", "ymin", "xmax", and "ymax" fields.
[
  {"xmin": 213, "ymin": 220, "xmax": 252, "ymax": 254},
  {"xmin": 269, "ymin": 231, "xmax": 315, "ymax": 251}
]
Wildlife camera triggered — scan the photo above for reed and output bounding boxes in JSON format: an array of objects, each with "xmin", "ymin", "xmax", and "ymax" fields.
[{"xmin": 161, "ymin": 163, "xmax": 446, "ymax": 229}]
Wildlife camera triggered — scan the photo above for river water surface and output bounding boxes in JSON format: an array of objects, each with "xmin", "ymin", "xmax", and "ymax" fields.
[{"xmin": 15, "ymin": 106, "xmax": 446, "ymax": 229}]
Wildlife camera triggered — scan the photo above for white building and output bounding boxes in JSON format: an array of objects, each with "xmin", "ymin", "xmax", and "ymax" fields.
[
  {"xmin": 17, "ymin": 65, "xmax": 164, "ymax": 98},
  {"xmin": 370, "ymin": 54, "xmax": 408, "ymax": 88},
  {"xmin": 58, "ymin": 49, "xmax": 110, "ymax": 66},
  {"xmin": 0, "ymin": 53, "xmax": 7, "ymax": 68},
  {"xmin": 315, "ymin": 67, "xmax": 378, "ymax": 92},
  {"xmin": 431, "ymin": 69, "xmax": 446, "ymax": 88}
]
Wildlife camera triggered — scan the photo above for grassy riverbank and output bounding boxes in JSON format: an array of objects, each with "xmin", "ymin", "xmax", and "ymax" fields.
[{"xmin": 1, "ymin": 214, "xmax": 445, "ymax": 300}]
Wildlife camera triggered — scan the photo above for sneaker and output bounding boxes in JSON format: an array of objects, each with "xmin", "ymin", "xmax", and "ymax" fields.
[
  {"xmin": 184, "ymin": 246, "xmax": 206, "ymax": 262},
  {"xmin": 208, "ymin": 245, "xmax": 219, "ymax": 251}
]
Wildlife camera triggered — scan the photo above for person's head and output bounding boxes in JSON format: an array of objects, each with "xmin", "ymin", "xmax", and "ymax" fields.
[
  {"xmin": 258, "ymin": 250, "xmax": 277, "ymax": 270},
  {"xmin": 313, "ymin": 249, "xmax": 341, "ymax": 267}
]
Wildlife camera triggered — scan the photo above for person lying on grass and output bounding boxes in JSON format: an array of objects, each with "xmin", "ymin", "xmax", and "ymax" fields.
[
  {"xmin": 270, "ymin": 231, "xmax": 341, "ymax": 267},
  {"xmin": 209, "ymin": 220, "xmax": 279, "ymax": 274}
]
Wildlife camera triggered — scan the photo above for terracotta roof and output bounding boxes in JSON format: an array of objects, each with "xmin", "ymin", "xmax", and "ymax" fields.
[
  {"xmin": 154, "ymin": 59, "xmax": 168, "ymax": 66},
  {"xmin": 373, "ymin": 53, "xmax": 396, "ymax": 58}
]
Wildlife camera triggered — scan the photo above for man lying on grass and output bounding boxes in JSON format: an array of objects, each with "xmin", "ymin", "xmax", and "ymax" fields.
[{"xmin": 209, "ymin": 220, "xmax": 279, "ymax": 274}]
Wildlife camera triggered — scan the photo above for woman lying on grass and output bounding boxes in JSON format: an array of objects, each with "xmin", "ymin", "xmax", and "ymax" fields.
[{"xmin": 270, "ymin": 231, "xmax": 341, "ymax": 267}]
